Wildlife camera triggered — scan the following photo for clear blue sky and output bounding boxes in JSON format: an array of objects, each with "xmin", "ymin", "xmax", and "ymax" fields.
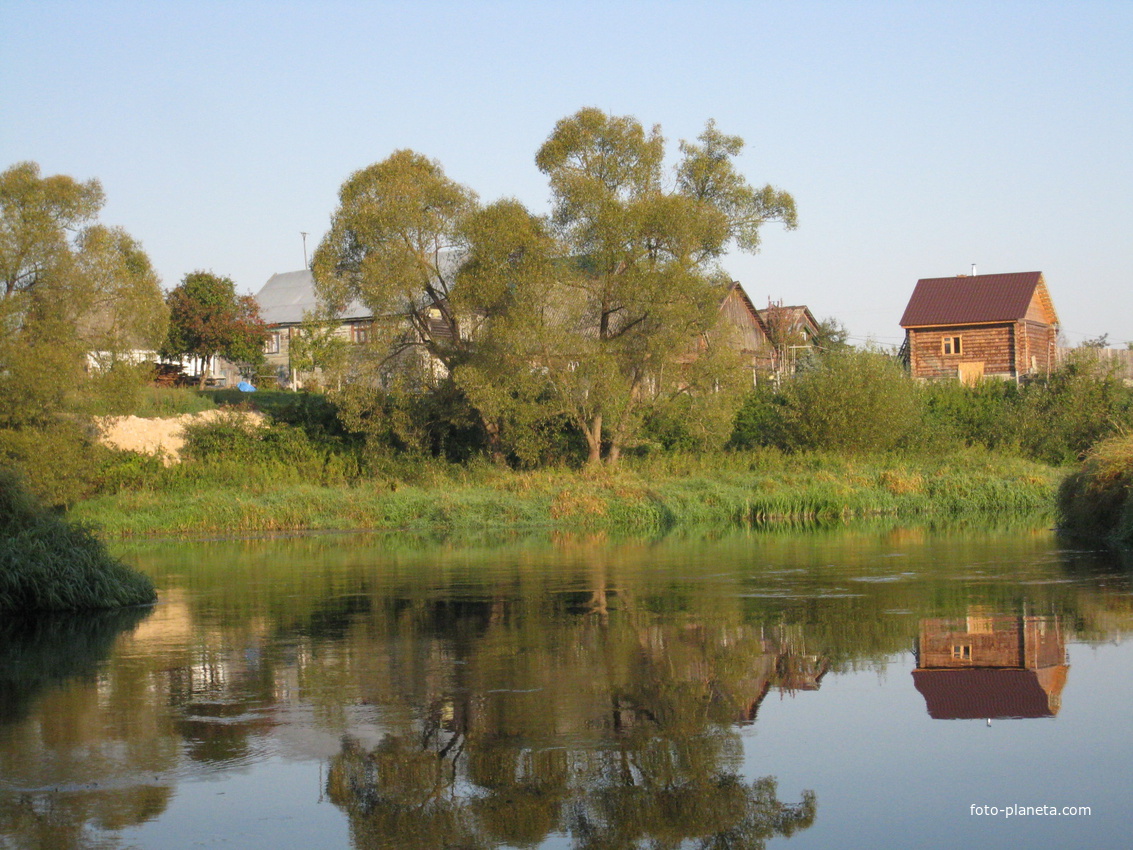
[{"xmin": 3, "ymin": 0, "xmax": 1130, "ymax": 347}]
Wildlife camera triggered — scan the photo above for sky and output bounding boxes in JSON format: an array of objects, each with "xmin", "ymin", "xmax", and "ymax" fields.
[{"xmin": 3, "ymin": 0, "xmax": 1131, "ymax": 349}]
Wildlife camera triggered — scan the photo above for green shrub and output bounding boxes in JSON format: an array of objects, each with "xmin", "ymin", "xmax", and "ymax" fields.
[
  {"xmin": 1017, "ymin": 356, "xmax": 1133, "ymax": 465},
  {"xmin": 919, "ymin": 379, "xmax": 1021, "ymax": 451},
  {"xmin": 731, "ymin": 351, "xmax": 921, "ymax": 453},
  {"xmin": 0, "ymin": 422, "xmax": 105, "ymax": 508},
  {"xmin": 0, "ymin": 468, "xmax": 156, "ymax": 611},
  {"xmin": 1057, "ymin": 433, "xmax": 1133, "ymax": 544}
]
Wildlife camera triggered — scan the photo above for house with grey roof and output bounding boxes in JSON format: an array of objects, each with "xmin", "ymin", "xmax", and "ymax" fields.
[
  {"xmin": 255, "ymin": 269, "xmax": 457, "ymax": 388},
  {"xmin": 254, "ymin": 270, "xmax": 373, "ymax": 386}
]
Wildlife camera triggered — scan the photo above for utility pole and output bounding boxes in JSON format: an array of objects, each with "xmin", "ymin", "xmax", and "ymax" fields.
[{"xmin": 301, "ymin": 232, "xmax": 309, "ymax": 269}]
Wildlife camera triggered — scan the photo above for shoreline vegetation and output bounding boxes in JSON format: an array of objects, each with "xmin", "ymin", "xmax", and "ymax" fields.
[
  {"xmin": 1, "ymin": 470, "xmax": 156, "ymax": 613},
  {"xmin": 1058, "ymin": 433, "xmax": 1133, "ymax": 546},
  {"xmin": 72, "ymin": 449, "xmax": 1061, "ymax": 539}
]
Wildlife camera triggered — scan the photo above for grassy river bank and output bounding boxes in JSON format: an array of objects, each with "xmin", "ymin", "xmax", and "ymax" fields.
[{"xmin": 71, "ymin": 449, "xmax": 1061, "ymax": 538}]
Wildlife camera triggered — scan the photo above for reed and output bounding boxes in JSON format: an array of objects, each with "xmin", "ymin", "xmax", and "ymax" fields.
[{"xmin": 0, "ymin": 469, "xmax": 156, "ymax": 611}]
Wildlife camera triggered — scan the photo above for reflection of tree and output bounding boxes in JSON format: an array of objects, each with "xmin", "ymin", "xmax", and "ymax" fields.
[
  {"xmin": 325, "ymin": 597, "xmax": 819, "ymax": 849},
  {"xmin": 328, "ymin": 735, "xmax": 487, "ymax": 850},
  {"xmin": 570, "ymin": 775, "xmax": 815, "ymax": 850}
]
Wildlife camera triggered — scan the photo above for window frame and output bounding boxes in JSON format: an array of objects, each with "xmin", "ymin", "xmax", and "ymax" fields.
[{"xmin": 941, "ymin": 335, "xmax": 962, "ymax": 356}]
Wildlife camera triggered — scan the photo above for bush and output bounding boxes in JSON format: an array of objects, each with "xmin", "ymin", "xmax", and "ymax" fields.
[
  {"xmin": 1057, "ymin": 433, "xmax": 1133, "ymax": 545},
  {"xmin": 1016, "ymin": 355, "xmax": 1133, "ymax": 465},
  {"xmin": 0, "ymin": 422, "xmax": 106, "ymax": 507},
  {"xmin": 919, "ymin": 379, "xmax": 1021, "ymax": 451},
  {"xmin": 0, "ymin": 468, "xmax": 156, "ymax": 611},
  {"xmin": 731, "ymin": 350, "xmax": 921, "ymax": 453}
]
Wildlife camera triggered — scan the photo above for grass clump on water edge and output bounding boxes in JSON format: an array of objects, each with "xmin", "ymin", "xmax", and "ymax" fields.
[
  {"xmin": 1058, "ymin": 433, "xmax": 1133, "ymax": 546},
  {"xmin": 0, "ymin": 468, "xmax": 156, "ymax": 612}
]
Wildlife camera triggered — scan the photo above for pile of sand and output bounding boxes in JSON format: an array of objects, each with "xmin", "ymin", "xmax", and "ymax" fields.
[{"xmin": 96, "ymin": 408, "xmax": 264, "ymax": 464}]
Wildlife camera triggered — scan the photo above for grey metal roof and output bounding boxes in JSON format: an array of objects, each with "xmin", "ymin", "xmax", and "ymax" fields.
[{"xmin": 254, "ymin": 270, "xmax": 371, "ymax": 326}]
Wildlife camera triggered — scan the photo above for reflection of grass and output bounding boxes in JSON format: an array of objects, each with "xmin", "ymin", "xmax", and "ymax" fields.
[
  {"xmin": 0, "ymin": 608, "xmax": 150, "ymax": 723},
  {"xmin": 1058, "ymin": 433, "xmax": 1133, "ymax": 546},
  {"xmin": 73, "ymin": 449, "xmax": 1060, "ymax": 538}
]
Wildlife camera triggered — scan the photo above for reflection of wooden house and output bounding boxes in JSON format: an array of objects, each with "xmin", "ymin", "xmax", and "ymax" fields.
[
  {"xmin": 912, "ymin": 615, "xmax": 1068, "ymax": 719},
  {"xmin": 899, "ymin": 272, "xmax": 1060, "ymax": 382}
]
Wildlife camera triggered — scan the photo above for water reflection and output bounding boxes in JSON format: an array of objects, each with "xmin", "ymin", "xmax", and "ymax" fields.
[
  {"xmin": 325, "ymin": 611, "xmax": 821, "ymax": 849},
  {"xmin": 913, "ymin": 615, "xmax": 1069, "ymax": 720},
  {"xmin": 0, "ymin": 607, "xmax": 174, "ymax": 849},
  {"xmin": 1, "ymin": 526, "xmax": 1132, "ymax": 849}
]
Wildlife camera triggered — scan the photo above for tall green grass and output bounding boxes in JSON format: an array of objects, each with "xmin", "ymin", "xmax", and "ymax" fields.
[
  {"xmin": 72, "ymin": 449, "xmax": 1060, "ymax": 538},
  {"xmin": 0, "ymin": 469, "xmax": 156, "ymax": 611}
]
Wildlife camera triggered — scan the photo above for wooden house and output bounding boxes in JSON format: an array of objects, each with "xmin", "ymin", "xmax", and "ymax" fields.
[
  {"xmin": 717, "ymin": 283, "xmax": 819, "ymax": 380},
  {"xmin": 899, "ymin": 271, "xmax": 1059, "ymax": 382}
]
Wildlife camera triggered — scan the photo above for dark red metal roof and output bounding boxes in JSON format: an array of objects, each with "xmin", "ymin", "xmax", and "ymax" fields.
[
  {"xmin": 899, "ymin": 272, "xmax": 1044, "ymax": 328},
  {"xmin": 912, "ymin": 667, "xmax": 1066, "ymax": 720}
]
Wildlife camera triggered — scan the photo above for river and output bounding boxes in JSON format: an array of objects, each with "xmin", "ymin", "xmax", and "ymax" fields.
[{"xmin": 1, "ymin": 523, "xmax": 1131, "ymax": 849}]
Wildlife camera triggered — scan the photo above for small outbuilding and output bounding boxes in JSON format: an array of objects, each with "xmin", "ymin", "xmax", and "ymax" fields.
[{"xmin": 899, "ymin": 271, "xmax": 1059, "ymax": 382}]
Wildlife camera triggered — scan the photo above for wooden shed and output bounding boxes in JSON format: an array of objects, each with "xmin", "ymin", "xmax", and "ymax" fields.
[{"xmin": 899, "ymin": 271, "xmax": 1059, "ymax": 381}]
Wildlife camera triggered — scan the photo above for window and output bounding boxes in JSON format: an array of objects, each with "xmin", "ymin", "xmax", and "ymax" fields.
[
  {"xmin": 264, "ymin": 333, "xmax": 280, "ymax": 355},
  {"xmin": 351, "ymin": 324, "xmax": 370, "ymax": 344},
  {"xmin": 952, "ymin": 644, "xmax": 972, "ymax": 661},
  {"xmin": 942, "ymin": 335, "xmax": 962, "ymax": 355}
]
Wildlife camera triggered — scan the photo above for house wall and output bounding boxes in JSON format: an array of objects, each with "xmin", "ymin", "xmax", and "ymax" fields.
[
  {"xmin": 1016, "ymin": 320, "xmax": 1059, "ymax": 376},
  {"xmin": 908, "ymin": 324, "xmax": 1017, "ymax": 379}
]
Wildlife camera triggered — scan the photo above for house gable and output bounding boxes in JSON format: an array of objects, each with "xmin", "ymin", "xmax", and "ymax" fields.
[{"xmin": 717, "ymin": 281, "xmax": 771, "ymax": 355}]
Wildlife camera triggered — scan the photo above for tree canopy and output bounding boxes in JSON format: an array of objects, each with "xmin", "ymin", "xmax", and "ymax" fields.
[
  {"xmin": 163, "ymin": 271, "xmax": 267, "ymax": 387},
  {"xmin": 314, "ymin": 109, "xmax": 798, "ymax": 466},
  {"xmin": 0, "ymin": 162, "xmax": 168, "ymax": 503}
]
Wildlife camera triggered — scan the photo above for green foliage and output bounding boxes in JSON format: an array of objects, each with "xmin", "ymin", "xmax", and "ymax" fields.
[
  {"xmin": 0, "ymin": 161, "xmax": 104, "ymax": 298},
  {"xmin": 163, "ymin": 271, "xmax": 268, "ymax": 385},
  {"xmin": 920, "ymin": 379, "xmax": 1021, "ymax": 451},
  {"xmin": 1057, "ymin": 433, "xmax": 1133, "ymax": 545},
  {"xmin": 0, "ymin": 422, "xmax": 105, "ymax": 507},
  {"xmin": 312, "ymin": 148, "xmax": 475, "ymax": 375},
  {"xmin": 1015, "ymin": 354, "xmax": 1133, "ymax": 464},
  {"xmin": 733, "ymin": 351, "xmax": 1132, "ymax": 465},
  {"xmin": 532, "ymin": 108, "xmax": 792, "ymax": 464},
  {"xmin": 289, "ymin": 308, "xmax": 349, "ymax": 388},
  {"xmin": 1, "ymin": 162, "xmax": 166, "ymax": 504},
  {"xmin": 732, "ymin": 350, "xmax": 921, "ymax": 453},
  {"xmin": 0, "ymin": 468, "xmax": 156, "ymax": 611},
  {"xmin": 331, "ymin": 378, "xmax": 485, "ymax": 464}
]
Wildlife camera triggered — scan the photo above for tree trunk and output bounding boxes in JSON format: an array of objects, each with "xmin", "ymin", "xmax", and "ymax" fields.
[
  {"xmin": 584, "ymin": 413, "xmax": 603, "ymax": 466},
  {"xmin": 482, "ymin": 417, "xmax": 506, "ymax": 465}
]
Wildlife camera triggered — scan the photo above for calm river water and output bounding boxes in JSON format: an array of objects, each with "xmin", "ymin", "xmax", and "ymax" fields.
[{"xmin": 1, "ymin": 523, "xmax": 1131, "ymax": 849}]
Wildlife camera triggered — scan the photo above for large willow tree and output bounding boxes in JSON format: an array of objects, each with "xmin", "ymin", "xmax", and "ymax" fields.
[
  {"xmin": 0, "ymin": 162, "xmax": 167, "ymax": 503},
  {"xmin": 313, "ymin": 111, "xmax": 796, "ymax": 466},
  {"xmin": 531, "ymin": 109, "xmax": 797, "ymax": 463}
]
